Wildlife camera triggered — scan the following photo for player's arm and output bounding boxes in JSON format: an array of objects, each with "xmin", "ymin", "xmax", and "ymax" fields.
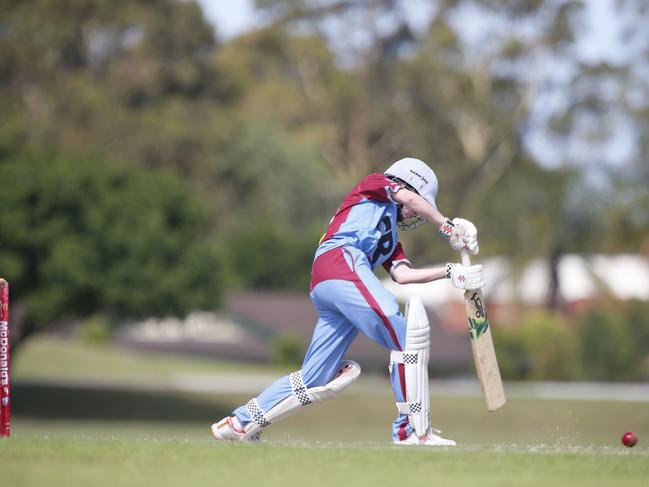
[
  {"xmin": 391, "ymin": 261, "xmax": 485, "ymax": 289},
  {"xmin": 392, "ymin": 188, "xmax": 479, "ymax": 254},
  {"xmin": 392, "ymin": 188, "xmax": 446, "ymax": 228},
  {"xmin": 391, "ymin": 264, "xmax": 446, "ymax": 285}
]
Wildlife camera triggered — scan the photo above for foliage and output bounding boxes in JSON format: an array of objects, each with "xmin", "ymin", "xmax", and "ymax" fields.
[
  {"xmin": 0, "ymin": 0, "xmax": 648, "ymax": 346},
  {"xmin": 76, "ymin": 315, "xmax": 112, "ymax": 345},
  {"xmin": 0, "ymin": 150, "xmax": 223, "ymax": 339},
  {"xmin": 622, "ymin": 300, "xmax": 649, "ymax": 361},
  {"xmin": 213, "ymin": 121, "xmax": 341, "ymax": 234},
  {"xmin": 495, "ymin": 302, "xmax": 649, "ymax": 382},
  {"xmin": 226, "ymin": 223, "xmax": 319, "ymax": 290},
  {"xmin": 575, "ymin": 304, "xmax": 642, "ymax": 381},
  {"xmin": 271, "ymin": 332, "xmax": 303, "ymax": 368},
  {"xmin": 494, "ymin": 311, "xmax": 580, "ymax": 381}
]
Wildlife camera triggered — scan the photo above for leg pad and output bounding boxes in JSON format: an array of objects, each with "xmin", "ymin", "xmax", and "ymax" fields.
[
  {"xmin": 242, "ymin": 360, "xmax": 361, "ymax": 440},
  {"xmin": 389, "ymin": 297, "xmax": 430, "ymax": 436}
]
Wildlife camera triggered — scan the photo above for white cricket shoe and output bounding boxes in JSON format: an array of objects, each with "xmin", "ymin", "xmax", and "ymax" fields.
[
  {"xmin": 393, "ymin": 427, "xmax": 456, "ymax": 447},
  {"xmin": 210, "ymin": 416, "xmax": 262, "ymax": 442}
]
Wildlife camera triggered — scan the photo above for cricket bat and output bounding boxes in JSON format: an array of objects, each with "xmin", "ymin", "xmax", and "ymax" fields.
[{"xmin": 460, "ymin": 250, "xmax": 506, "ymax": 412}]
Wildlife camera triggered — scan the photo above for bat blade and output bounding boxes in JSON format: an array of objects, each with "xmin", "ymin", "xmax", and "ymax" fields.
[{"xmin": 464, "ymin": 288, "xmax": 506, "ymax": 412}]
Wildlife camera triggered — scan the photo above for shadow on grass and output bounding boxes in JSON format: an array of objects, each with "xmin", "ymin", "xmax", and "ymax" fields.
[{"xmin": 12, "ymin": 382, "xmax": 240, "ymax": 422}]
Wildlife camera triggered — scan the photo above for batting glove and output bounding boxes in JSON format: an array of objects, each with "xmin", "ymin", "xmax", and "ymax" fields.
[
  {"xmin": 439, "ymin": 218, "xmax": 463, "ymax": 251},
  {"xmin": 447, "ymin": 263, "xmax": 485, "ymax": 290},
  {"xmin": 452, "ymin": 217, "xmax": 480, "ymax": 255}
]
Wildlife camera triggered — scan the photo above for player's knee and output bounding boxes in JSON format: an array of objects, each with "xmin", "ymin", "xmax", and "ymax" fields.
[{"xmin": 300, "ymin": 366, "xmax": 331, "ymax": 388}]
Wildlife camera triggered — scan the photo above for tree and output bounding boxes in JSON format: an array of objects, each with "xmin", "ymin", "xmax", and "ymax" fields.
[
  {"xmin": 247, "ymin": 0, "xmax": 577, "ymax": 267},
  {"xmin": 0, "ymin": 0, "xmax": 226, "ymax": 176},
  {"xmin": 2, "ymin": 0, "xmax": 646, "ymax": 315},
  {"xmin": 0, "ymin": 150, "xmax": 223, "ymax": 347}
]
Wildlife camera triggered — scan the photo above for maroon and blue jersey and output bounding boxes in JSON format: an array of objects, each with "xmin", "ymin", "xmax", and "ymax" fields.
[{"xmin": 315, "ymin": 174, "xmax": 410, "ymax": 273}]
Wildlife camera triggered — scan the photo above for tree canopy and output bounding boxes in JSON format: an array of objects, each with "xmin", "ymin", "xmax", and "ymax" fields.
[
  {"xmin": 0, "ymin": 150, "xmax": 222, "ymax": 341},
  {"xmin": 0, "ymin": 0, "xmax": 647, "ymax": 342}
]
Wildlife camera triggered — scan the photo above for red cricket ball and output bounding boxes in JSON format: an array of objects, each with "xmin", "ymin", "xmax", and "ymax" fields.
[{"xmin": 622, "ymin": 431, "xmax": 638, "ymax": 448}]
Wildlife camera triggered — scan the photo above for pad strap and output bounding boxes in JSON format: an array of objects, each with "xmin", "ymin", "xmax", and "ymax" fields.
[
  {"xmin": 390, "ymin": 351, "xmax": 420, "ymax": 365},
  {"xmin": 396, "ymin": 401, "xmax": 423, "ymax": 414},
  {"xmin": 289, "ymin": 370, "xmax": 312, "ymax": 406},
  {"xmin": 245, "ymin": 399, "xmax": 271, "ymax": 428}
]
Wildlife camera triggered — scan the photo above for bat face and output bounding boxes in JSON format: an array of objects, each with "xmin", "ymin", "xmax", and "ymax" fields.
[
  {"xmin": 466, "ymin": 291, "xmax": 489, "ymax": 341},
  {"xmin": 457, "ymin": 250, "xmax": 505, "ymax": 411},
  {"xmin": 463, "ymin": 288, "xmax": 506, "ymax": 412}
]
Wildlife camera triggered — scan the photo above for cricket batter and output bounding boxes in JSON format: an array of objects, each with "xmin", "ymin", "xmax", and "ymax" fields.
[{"xmin": 211, "ymin": 158, "xmax": 485, "ymax": 446}]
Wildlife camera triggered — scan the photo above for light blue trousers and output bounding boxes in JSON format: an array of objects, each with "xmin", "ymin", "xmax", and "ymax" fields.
[{"xmin": 232, "ymin": 246, "xmax": 416, "ymax": 440}]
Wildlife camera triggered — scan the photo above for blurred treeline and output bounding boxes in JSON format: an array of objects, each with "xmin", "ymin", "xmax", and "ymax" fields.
[
  {"xmin": 0, "ymin": 0, "xmax": 647, "ymax": 345},
  {"xmin": 496, "ymin": 300, "xmax": 649, "ymax": 381}
]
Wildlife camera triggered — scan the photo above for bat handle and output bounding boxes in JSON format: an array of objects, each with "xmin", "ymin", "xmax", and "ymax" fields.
[{"xmin": 460, "ymin": 248, "xmax": 472, "ymax": 267}]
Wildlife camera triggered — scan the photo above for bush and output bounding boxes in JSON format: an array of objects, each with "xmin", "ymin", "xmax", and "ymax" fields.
[
  {"xmin": 494, "ymin": 302, "xmax": 649, "ymax": 382},
  {"xmin": 494, "ymin": 311, "xmax": 580, "ymax": 381},
  {"xmin": 492, "ymin": 325, "xmax": 530, "ymax": 381},
  {"xmin": 519, "ymin": 312, "xmax": 580, "ymax": 380},
  {"xmin": 575, "ymin": 306, "xmax": 641, "ymax": 381},
  {"xmin": 0, "ymin": 150, "xmax": 224, "ymax": 337},
  {"xmin": 620, "ymin": 300, "xmax": 649, "ymax": 357},
  {"xmin": 76, "ymin": 315, "xmax": 111, "ymax": 345},
  {"xmin": 271, "ymin": 332, "xmax": 303, "ymax": 368},
  {"xmin": 226, "ymin": 223, "xmax": 319, "ymax": 290},
  {"xmin": 623, "ymin": 300, "xmax": 649, "ymax": 378}
]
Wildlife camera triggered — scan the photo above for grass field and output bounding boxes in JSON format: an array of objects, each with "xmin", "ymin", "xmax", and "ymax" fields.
[
  {"xmin": 2, "ymin": 336, "xmax": 648, "ymax": 486},
  {"xmin": 4, "ymin": 435, "xmax": 647, "ymax": 487}
]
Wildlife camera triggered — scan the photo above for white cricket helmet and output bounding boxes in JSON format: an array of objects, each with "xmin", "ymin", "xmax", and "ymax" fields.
[{"xmin": 384, "ymin": 158, "xmax": 438, "ymax": 208}]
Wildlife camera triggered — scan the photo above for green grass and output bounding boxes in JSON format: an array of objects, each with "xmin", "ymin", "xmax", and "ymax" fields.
[
  {"xmin": 5, "ymin": 392, "xmax": 649, "ymax": 487},
  {"xmin": 12, "ymin": 335, "xmax": 286, "ymax": 383},
  {"xmin": 2, "ymin": 435, "xmax": 648, "ymax": 487},
  {"xmin": 4, "ymin": 336, "xmax": 649, "ymax": 486}
]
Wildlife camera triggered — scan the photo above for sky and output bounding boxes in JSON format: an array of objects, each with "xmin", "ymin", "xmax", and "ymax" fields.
[
  {"xmin": 198, "ymin": 0, "xmax": 257, "ymax": 40},
  {"xmin": 198, "ymin": 0, "xmax": 621, "ymax": 59}
]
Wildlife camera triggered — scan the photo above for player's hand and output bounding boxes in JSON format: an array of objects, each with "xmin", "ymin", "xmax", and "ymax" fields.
[
  {"xmin": 452, "ymin": 218, "xmax": 479, "ymax": 255},
  {"xmin": 448, "ymin": 263, "xmax": 485, "ymax": 290},
  {"xmin": 438, "ymin": 217, "xmax": 479, "ymax": 254}
]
